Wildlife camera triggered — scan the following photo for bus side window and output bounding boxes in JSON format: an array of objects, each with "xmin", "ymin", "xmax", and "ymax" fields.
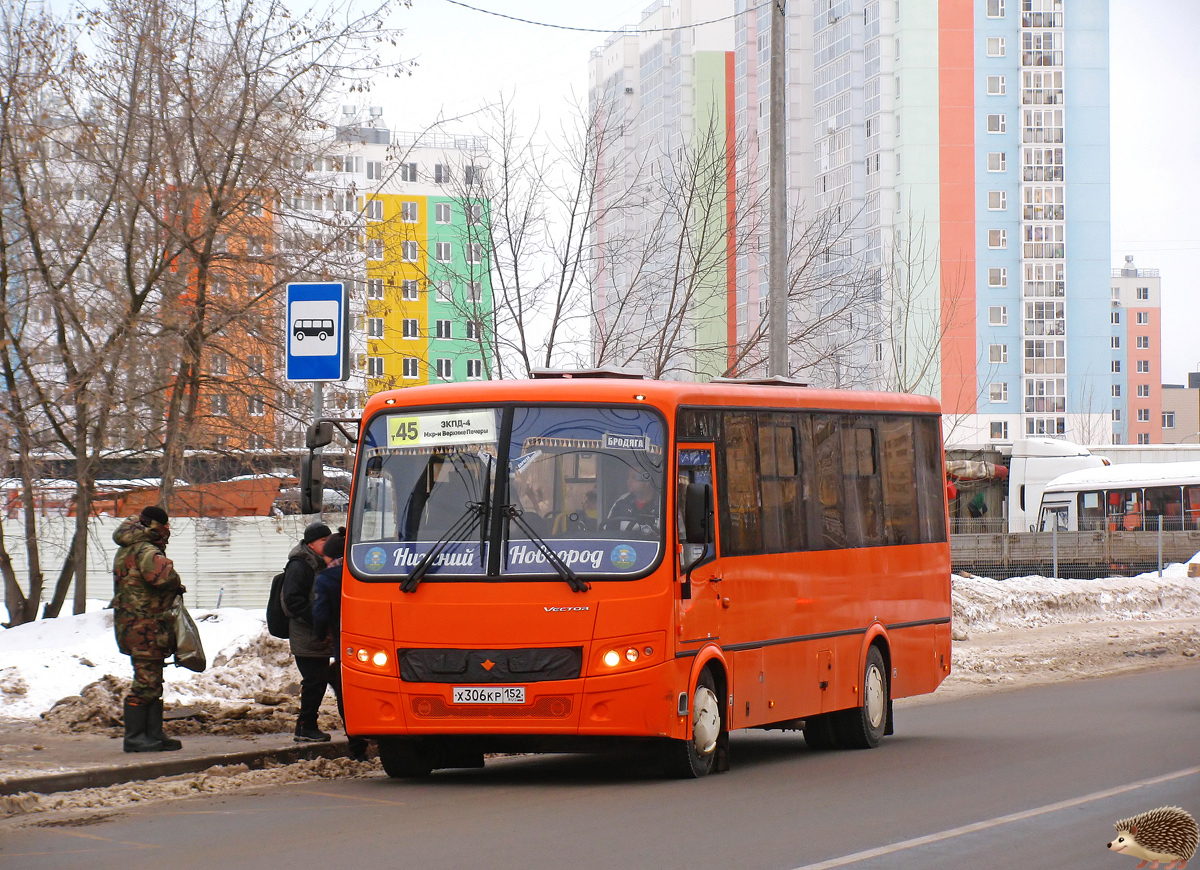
[
  {"xmin": 913, "ymin": 416, "xmax": 948, "ymax": 544},
  {"xmin": 841, "ymin": 419, "xmax": 883, "ymax": 547},
  {"xmin": 878, "ymin": 417, "xmax": 919, "ymax": 545},
  {"xmin": 811, "ymin": 414, "xmax": 846, "ymax": 549},
  {"xmin": 758, "ymin": 413, "xmax": 804, "ymax": 553},
  {"xmin": 1186, "ymin": 486, "xmax": 1200, "ymax": 530},
  {"xmin": 1077, "ymin": 491, "xmax": 1103, "ymax": 531},
  {"xmin": 717, "ymin": 412, "xmax": 762, "ymax": 555}
]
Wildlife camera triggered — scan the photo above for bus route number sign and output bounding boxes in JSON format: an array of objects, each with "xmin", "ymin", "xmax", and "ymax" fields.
[{"xmin": 387, "ymin": 412, "xmax": 496, "ymax": 448}]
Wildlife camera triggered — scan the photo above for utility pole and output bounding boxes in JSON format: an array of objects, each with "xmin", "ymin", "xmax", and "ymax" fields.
[{"xmin": 768, "ymin": 0, "xmax": 788, "ymax": 376}]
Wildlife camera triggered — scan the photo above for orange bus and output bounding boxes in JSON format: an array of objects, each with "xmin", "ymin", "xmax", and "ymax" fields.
[{"xmin": 303, "ymin": 372, "xmax": 951, "ymax": 778}]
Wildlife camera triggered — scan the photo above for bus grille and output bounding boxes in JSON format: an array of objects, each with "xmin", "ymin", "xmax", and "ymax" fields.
[{"xmin": 409, "ymin": 696, "xmax": 573, "ymax": 719}]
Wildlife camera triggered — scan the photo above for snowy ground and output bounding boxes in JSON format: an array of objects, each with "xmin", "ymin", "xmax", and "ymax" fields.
[{"xmin": 1, "ymin": 566, "xmax": 1199, "ymax": 819}]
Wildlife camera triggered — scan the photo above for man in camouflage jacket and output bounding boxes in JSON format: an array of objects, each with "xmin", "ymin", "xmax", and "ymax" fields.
[{"xmin": 111, "ymin": 505, "xmax": 185, "ymax": 752}]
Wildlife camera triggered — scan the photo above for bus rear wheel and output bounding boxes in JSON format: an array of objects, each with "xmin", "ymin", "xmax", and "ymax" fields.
[
  {"xmin": 378, "ymin": 739, "xmax": 434, "ymax": 778},
  {"xmin": 832, "ymin": 646, "xmax": 888, "ymax": 749},
  {"xmin": 664, "ymin": 668, "xmax": 724, "ymax": 778}
]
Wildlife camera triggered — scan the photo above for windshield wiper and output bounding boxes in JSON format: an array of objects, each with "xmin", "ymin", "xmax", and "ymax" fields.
[
  {"xmin": 502, "ymin": 504, "xmax": 590, "ymax": 593},
  {"xmin": 400, "ymin": 502, "xmax": 485, "ymax": 594}
]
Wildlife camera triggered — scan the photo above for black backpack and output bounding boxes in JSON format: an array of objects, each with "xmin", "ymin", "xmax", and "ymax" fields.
[{"xmin": 266, "ymin": 568, "xmax": 292, "ymax": 639}]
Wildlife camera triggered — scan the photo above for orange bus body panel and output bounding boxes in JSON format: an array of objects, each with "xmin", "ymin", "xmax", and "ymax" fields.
[{"xmin": 340, "ymin": 379, "xmax": 950, "ymax": 750}]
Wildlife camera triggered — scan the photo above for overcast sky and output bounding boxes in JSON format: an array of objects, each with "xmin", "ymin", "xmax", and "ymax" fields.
[{"xmin": 376, "ymin": 0, "xmax": 1200, "ymax": 383}]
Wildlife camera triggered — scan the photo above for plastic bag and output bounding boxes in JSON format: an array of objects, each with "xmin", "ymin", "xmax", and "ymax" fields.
[{"xmin": 172, "ymin": 599, "xmax": 207, "ymax": 672}]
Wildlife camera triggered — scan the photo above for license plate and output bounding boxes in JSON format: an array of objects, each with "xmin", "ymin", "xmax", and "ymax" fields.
[{"xmin": 452, "ymin": 686, "xmax": 525, "ymax": 704}]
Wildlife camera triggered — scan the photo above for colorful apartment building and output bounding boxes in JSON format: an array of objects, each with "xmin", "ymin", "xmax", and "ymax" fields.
[{"xmin": 1110, "ymin": 255, "xmax": 1162, "ymax": 444}]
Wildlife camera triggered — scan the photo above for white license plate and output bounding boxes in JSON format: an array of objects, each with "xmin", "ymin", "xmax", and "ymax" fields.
[{"xmin": 452, "ymin": 686, "xmax": 525, "ymax": 704}]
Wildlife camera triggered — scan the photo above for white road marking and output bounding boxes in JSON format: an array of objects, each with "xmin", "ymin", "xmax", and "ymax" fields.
[{"xmin": 789, "ymin": 764, "xmax": 1200, "ymax": 870}]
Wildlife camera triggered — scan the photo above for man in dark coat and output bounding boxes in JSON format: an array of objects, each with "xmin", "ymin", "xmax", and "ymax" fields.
[
  {"xmin": 313, "ymin": 531, "xmax": 369, "ymax": 761},
  {"xmin": 111, "ymin": 505, "xmax": 185, "ymax": 753},
  {"xmin": 282, "ymin": 521, "xmax": 336, "ymax": 741}
]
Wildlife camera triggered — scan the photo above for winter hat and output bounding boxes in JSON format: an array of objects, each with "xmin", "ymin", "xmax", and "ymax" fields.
[
  {"xmin": 303, "ymin": 521, "xmax": 332, "ymax": 544},
  {"xmin": 323, "ymin": 532, "xmax": 345, "ymax": 560},
  {"xmin": 140, "ymin": 505, "xmax": 169, "ymax": 526}
]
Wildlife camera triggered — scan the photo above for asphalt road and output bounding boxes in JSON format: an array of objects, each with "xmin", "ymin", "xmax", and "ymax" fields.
[{"xmin": 4, "ymin": 665, "xmax": 1199, "ymax": 870}]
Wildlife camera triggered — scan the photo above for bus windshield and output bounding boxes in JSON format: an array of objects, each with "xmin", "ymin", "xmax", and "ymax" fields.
[{"xmin": 349, "ymin": 404, "xmax": 666, "ymax": 581}]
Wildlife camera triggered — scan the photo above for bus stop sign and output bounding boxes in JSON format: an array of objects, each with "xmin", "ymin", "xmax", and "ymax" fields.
[{"xmin": 286, "ymin": 282, "xmax": 349, "ymax": 382}]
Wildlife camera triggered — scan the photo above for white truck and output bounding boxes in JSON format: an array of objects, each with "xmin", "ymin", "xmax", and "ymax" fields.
[{"xmin": 1005, "ymin": 438, "xmax": 1108, "ymax": 533}]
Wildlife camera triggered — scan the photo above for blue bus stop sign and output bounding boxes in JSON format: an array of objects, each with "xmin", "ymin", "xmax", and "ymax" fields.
[{"xmin": 285, "ymin": 282, "xmax": 349, "ymax": 382}]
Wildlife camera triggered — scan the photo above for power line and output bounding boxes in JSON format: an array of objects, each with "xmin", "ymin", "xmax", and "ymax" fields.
[{"xmin": 439, "ymin": 0, "xmax": 765, "ymax": 34}]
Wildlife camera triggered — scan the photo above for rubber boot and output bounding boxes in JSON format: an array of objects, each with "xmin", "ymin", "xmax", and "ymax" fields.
[
  {"xmin": 146, "ymin": 699, "xmax": 183, "ymax": 751},
  {"xmin": 123, "ymin": 699, "xmax": 165, "ymax": 753}
]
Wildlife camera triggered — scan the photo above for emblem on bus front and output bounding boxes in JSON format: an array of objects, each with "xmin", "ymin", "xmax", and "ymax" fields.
[
  {"xmin": 610, "ymin": 545, "xmax": 637, "ymax": 570},
  {"xmin": 364, "ymin": 547, "xmax": 387, "ymax": 572}
]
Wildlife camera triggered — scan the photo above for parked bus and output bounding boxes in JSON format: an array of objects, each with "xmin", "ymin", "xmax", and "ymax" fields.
[
  {"xmin": 302, "ymin": 373, "xmax": 951, "ymax": 778},
  {"xmin": 1036, "ymin": 461, "xmax": 1200, "ymax": 532}
]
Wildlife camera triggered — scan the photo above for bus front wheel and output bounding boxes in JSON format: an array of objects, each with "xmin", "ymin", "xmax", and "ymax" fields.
[
  {"xmin": 665, "ymin": 668, "xmax": 725, "ymax": 778},
  {"xmin": 378, "ymin": 739, "xmax": 434, "ymax": 778},
  {"xmin": 833, "ymin": 645, "xmax": 888, "ymax": 749}
]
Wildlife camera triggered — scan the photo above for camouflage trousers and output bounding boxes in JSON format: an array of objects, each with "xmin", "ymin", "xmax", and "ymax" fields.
[{"xmin": 128, "ymin": 656, "xmax": 165, "ymax": 703}]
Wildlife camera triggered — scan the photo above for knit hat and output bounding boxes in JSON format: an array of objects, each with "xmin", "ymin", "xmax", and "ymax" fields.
[
  {"xmin": 323, "ymin": 532, "xmax": 345, "ymax": 560},
  {"xmin": 140, "ymin": 505, "xmax": 169, "ymax": 526},
  {"xmin": 303, "ymin": 521, "xmax": 332, "ymax": 544}
]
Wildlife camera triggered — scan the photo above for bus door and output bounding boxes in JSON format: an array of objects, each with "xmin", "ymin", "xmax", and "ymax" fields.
[{"xmin": 676, "ymin": 446, "xmax": 721, "ymax": 651}]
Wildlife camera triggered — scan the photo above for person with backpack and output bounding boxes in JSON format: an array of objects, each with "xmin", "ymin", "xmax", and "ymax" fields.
[
  {"xmin": 111, "ymin": 505, "xmax": 185, "ymax": 753},
  {"xmin": 312, "ymin": 530, "xmax": 369, "ymax": 762},
  {"xmin": 281, "ymin": 521, "xmax": 336, "ymax": 742}
]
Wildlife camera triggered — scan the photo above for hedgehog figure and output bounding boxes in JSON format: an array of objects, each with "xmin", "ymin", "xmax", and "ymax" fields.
[{"xmin": 1108, "ymin": 806, "xmax": 1199, "ymax": 869}]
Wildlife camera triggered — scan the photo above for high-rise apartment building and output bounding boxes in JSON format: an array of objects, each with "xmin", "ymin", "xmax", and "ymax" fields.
[
  {"xmin": 1109, "ymin": 255, "xmax": 1162, "ymax": 444},
  {"xmin": 591, "ymin": 0, "xmax": 1112, "ymax": 449}
]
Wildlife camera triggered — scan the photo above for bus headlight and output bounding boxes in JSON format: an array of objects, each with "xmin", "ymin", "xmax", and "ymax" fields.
[
  {"xmin": 372, "ymin": 650, "xmax": 389, "ymax": 667},
  {"xmin": 356, "ymin": 648, "xmax": 369, "ymax": 663},
  {"xmin": 625, "ymin": 648, "xmax": 639, "ymax": 662},
  {"xmin": 603, "ymin": 650, "xmax": 621, "ymax": 667}
]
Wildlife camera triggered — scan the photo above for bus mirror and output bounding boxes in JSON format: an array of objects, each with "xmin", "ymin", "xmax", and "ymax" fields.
[
  {"xmin": 300, "ymin": 452, "xmax": 324, "ymax": 514},
  {"xmin": 684, "ymin": 483, "xmax": 713, "ymax": 544},
  {"xmin": 306, "ymin": 420, "xmax": 335, "ymax": 450}
]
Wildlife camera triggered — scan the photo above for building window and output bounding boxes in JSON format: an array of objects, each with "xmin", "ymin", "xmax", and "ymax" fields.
[
  {"xmin": 211, "ymin": 353, "xmax": 228, "ymax": 376},
  {"xmin": 989, "ymin": 382, "xmax": 1008, "ymax": 402},
  {"xmin": 988, "ymin": 267, "xmax": 1007, "ymax": 287},
  {"xmin": 366, "ymin": 160, "xmax": 383, "ymax": 181},
  {"xmin": 467, "ymin": 243, "xmax": 483, "ymax": 265},
  {"xmin": 1112, "ymin": 409, "xmax": 1122, "ymax": 422},
  {"xmin": 435, "ymin": 242, "xmax": 452, "ymax": 263},
  {"xmin": 988, "ymin": 305, "xmax": 1007, "ymax": 326},
  {"xmin": 986, "ymin": 76, "xmax": 1006, "ymax": 96},
  {"xmin": 467, "ymin": 281, "xmax": 483, "ymax": 303},
  {"xmin": 435, "ymin": 319, "xmax": 452, "ymax": 339},
  {"xmin": 435, "ymin": 281, "xmax": 451, "ymax": 301},
  {"xmin": 435, "ymin": 358, "xmax": 452, "ymax": 380},
  {"xmin": 465, "ymin": 165, "xmax": 484, "ymax": 186},
  {"xmin": 466, "ymin": 321, "xmax": 481, "ymax": 341},
  {"xmin": 989, "ymin": 343, "xmax": 1008, "ymax": 364},
  {"xmin": 1136, "ymin": 286, "xmax": 1149, "ymax": 300},
  {"xmin": 986, "ymin": 36, "xmax": 1006, "ymax": 56},
  {"xmin": 247, "ymin": 196, "xmax": 262, "ymax": 216},
  {"xmin": 399, "ymin": 162, "xmax": 418, "ymax": 182},
  {"xmin": 247, "ymin": 355, "xmax": 265, "ymax": 376},
  {"xmin": 988, "ymin": 229, "xmax": 1007, "ymax": 249},
  {"xmin": 400, "ymin": 201, "xmax": 418, "ymax": 222},
  {"xmin": 1136, "ymin": 385, "xmax": 1150, "ymax": 398},
  {"xmin": 402, "ymin": 240, "xmax": 418, "ymax": 262},
  {"xmin": 249, "ymin": 395, "xmax": 265, "ymax": 417},
  {"xmin": 1137, "ymin": 360, "xmax": 1151, "ymax": 374},
  {"xmin": 988, "ymin": 191, "xmax": 1007, "ymax": 210},
  {"xmin": 466, "ymin": 358, "xmax": 483, "ymax": 379},
  {"xmin": 1112, "ymin": 360, "xmax": 1121, "ymax": 373},
  {"xmin": 368, "ymin": 356, "xmax": 385, "ymax": 377},
  {"xmin": 246, "ymin": 236, "xmax": 263, "ymax": 257},
  {"xmin": 986, "ymin": 0, "xmax": 1004, "ymax": 17},
  {"xmin": 1137, "ymin": 408, "xmax": 1151, "ymax": 423},
  {"xmin": 434, "ymin": 164, "xmax": 451, "ymax": 184},
  {"xmin": 435, "ymin": 203, "xmax": 452, "ymax": 224},
  {"xmin": 367, "ymin": 199, "xmax": 384, "ymax": 221},
  {"xmin": 987, "ymin": 113, "xmax": 1006, "ymax": 133},
  {"xmin": 468, "ymin": 203, "xmax": 483, "ymax": 225},
  {"xmin": 1111, "ymin": 336, "xmax": 1120, "ymax": 349},
  {"xmin": 248, "ymin": 433, "xmax": 266, "ymax": 450},
  {"xmin": 402, "ymin": 279, "xmax": 419, "ymax": 301},
  {"xmin": 1137, "ymin": 433, "xmax": 1151, "ymax": 444},
  {"xmin": 1136, "ymin": 311, "xmax": 1149, "ymax": 325},
  {"xmin": 367, "ymin": 278, "xmax": 384, "ymax": 299},
  {"xmin": 402, "ymin": 318, "xmax": 419, "ymax": 339},
  {"xmin": 1111, "ymin": 311, "xmax": 1120, "ymax": 325},
  {"xmin": 402, "ymin": 357, "xmax": 419, "ymax": 378},
  {"xmin": 211, "ymin": 394, "xmax": 228, "ymax": 416},
  {"xmin": 1111, "ymin": 287, "xmax": 1120, "ymax": 300},
  {"xmin": 990, "ymin": 421, "xmax": 1008, "ymax": 440},
  {"xmin": 1136, "ymin": 335, "xmax": 1150, "ymax": 349},
  {"xmin": 367, "ymin": 238, "xmax": 384, "ymax": 260},
  {"xmin": 987, "ymin": 152, "xmax": 1007, "ymax": 172},
  {"xmin": 368, "ymin": 317, "xmax": 385, "ymax": 338},
  {"xmin": 1164, "ymin": 412, "xmax": 1176, "ymax": 429},
  {"xmin": 1112, "ymin": 384, "xmax": 1121, "ymax": 397}
]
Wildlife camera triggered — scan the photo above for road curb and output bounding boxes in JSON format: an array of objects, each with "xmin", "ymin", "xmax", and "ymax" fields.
[{"xmin": 0, "ymin": 740, "xmax": 350, "ymax": 797}]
